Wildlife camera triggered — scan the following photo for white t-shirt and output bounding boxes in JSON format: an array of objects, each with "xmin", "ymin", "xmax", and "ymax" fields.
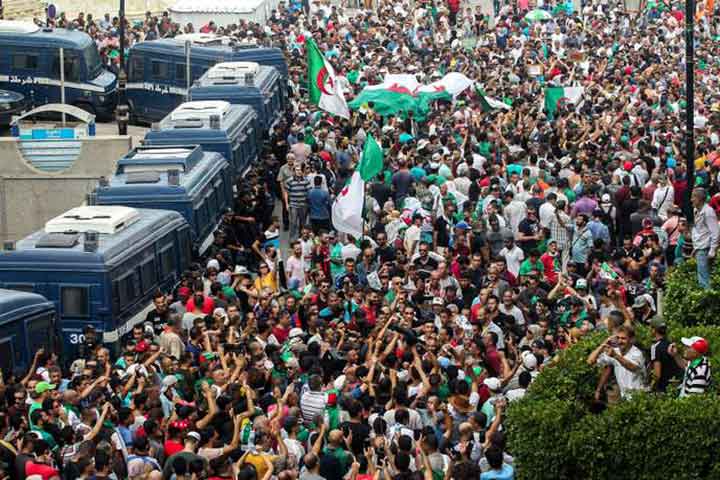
[
  {"xmin": 404, "ymin": 225, "xmax": 422, "ymax": 255},
  {"xmin": 499, "ymin": 304, "xmax": 526, "ymax": 327},
  {"xmin": 499, "ymin": 246, "xmax": 525, "ymax": 277},
  {"xmin": 285, "ymin": 255, "xmax": 305, "ymax": 288},
  {"xmin": 598, "ymin": 345, "xmax": 648, "ymax": 398}
]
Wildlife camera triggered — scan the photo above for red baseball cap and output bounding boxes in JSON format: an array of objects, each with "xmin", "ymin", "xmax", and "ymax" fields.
[{"xmin": 682, "ymin": 336, "xmax": 709, "ymax": 354}]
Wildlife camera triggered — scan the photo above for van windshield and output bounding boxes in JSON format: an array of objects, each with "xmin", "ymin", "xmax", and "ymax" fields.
[{"xmin": 83, "ymin": 44, "xmax": 103, "ymax": 79}]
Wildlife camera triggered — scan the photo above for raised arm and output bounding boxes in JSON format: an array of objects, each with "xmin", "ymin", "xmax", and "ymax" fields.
[{"xmin": 195, "ymin": 382, "xmax": 218, "ymax": 430}]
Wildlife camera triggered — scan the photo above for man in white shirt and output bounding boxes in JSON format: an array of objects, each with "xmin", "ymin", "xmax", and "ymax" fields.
[
  {"xmin": 502, "ymin": 191, "xmax": 528, "ymax": 234},
  {"xmin": 404, "ymin": 213, "xmax": 423, "ymax": 255},
  {"xmin": 499, "ymin": 235, "xmax": 525, "ymax": 278},
  {"xmin": 539, "ymin": 192, "xmax": 558, "ymax": 228},
  {"xmin": 285, "ymin": 241, "xmax": 306, "ymax": 289},
  {"xmin": 587, "ymin": 325, "xmax": 647, "ymax": 399},
  {"xmin": 651, "ymin": 174, "xmax": 675, "ymax": 220}
]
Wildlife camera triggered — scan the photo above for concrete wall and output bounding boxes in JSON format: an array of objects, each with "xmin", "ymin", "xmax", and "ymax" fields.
[{"xmin": 0, "ymin": 136, "xmax": 133, "ymax": 243}]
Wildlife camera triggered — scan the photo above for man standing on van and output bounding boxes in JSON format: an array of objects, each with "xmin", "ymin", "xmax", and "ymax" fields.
[{"xmin": 285, "ymin": 165, "xmax": 311, "ymax": 239}]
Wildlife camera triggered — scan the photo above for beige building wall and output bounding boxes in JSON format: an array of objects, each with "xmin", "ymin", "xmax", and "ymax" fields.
[{"xmin": 0, "ymin": 136, "xmax": 132, "ymax": 243}]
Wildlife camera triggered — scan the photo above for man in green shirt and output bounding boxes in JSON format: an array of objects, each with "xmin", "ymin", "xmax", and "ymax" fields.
[
  {"xmin": 329, "ymin": 232, "xmax": 345, "ymax": 281},
  {"xmin": 29, "ymin": 381, "xmax": 55, "ymax": 427},
  {"xmin": 323, "ymin": 429, "xmax": 352, "ymax": 476},
  {"xmin": 518, "ymin": 250, "xmax": 545, "ymax": 278}
]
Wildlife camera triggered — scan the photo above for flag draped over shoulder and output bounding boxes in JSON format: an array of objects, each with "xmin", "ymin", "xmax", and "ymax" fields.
[
  {"xmin": 332, "ymin": 135, "xmax": 384, "ymax": 238},
  {"xmin": 306, "ymin": 38, "xmax": 350, "ymax": 119}
]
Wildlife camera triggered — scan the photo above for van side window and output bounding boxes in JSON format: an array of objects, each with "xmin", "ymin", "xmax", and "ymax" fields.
[
  {"xmin": 61, "ymin": 286, "xmax": 89, "ymax": 317},
  {"xmin": 151, "ymin": 61, "xmax": 170, "ymax": 80},
  {"xmin": 176, "ymin": 64, "xmax": 186, "ymax": 82},
  {"xmin": 130, "ymin": 56, "xmax": 144, "ymax": 82},
  {"xmin": 51, "ymin": 52, "xmax": 81, "ymax": 82},
  {"xmin": 12, "ymin": 55, "xmax": 38, "ymax": 70}
]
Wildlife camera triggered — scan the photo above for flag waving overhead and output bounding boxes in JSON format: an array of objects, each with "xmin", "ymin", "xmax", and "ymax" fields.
[
  {"xmin": 306, "ymin": 38, "xmax": 350, "ymax": 119},
  {"xmin": 358, "ymin": 134, "xmax": 383, "ymax": 181}
]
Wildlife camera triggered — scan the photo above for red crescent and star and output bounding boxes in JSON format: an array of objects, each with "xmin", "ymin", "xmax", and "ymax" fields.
[{"xmin": 316, "ymin": 66, "xmax": 334, "ymax": 95}]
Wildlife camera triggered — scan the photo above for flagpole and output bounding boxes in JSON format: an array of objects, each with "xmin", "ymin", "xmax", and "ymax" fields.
[{"xmin": 361, "ymin": 180, "xmax": 367, "ymax": 243}]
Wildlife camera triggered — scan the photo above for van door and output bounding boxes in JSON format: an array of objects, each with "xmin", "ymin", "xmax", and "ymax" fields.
[{"xmin": 127, "ymin": 53, "xmax": 149, "ymax": 121}]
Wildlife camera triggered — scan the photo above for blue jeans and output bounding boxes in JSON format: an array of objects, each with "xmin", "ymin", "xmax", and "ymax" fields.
[{"xmin": 696, "ymin": 248, "xmax": 711, "ymax": 289}]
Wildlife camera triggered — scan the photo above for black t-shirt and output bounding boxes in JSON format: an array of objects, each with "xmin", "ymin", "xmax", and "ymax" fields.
[
  {"xmin": 435, "ymin": 217, "xmax": 451, "ymax": 247},
  {"xmin": 518, "ymin": 218, "xmax": 540, "ymax": 251},
  {"xmin": 145, "ymin": 308, "xmax": 170, "ymax": 335},
  {"xmin": 413, "ymin": 256, "xmax": 439, "ymax": 276},
  {"xmin": 15, "ymin": 453, "xmax": 31, "ymax": 480},
  {"xmin": 340, "ymin": 420, "xmax": 371, "ymax": 458},
  {"xmin": 371, "ymin": 182, "xmax": 392, "ymax": 207},
  {"xmin": 650, "ymin": 338, "xmax": 682, "ymax": 392},
  {"xmin": 376, "ymin": 245, "xmax": 397, "ymax": 264}
]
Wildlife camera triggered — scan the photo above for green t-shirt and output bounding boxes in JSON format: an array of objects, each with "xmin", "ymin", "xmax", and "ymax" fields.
[
  {"xmin": 563, "ymin": 188, "xmax": 576, "ymax": 203},
  {"xmin": 28, "ymin": 402, "xmax": 42, "ymax": 427},
  {"xmin": 519, "ymin": 259, "xmax": 544, "ymax": 276},
  {"xmin": 323, "ymin": 446, "xmax": 351, "ymax": 474},
  {"xmin": 330, "ymin": 243, "xmax": 344, "ymax": 279}
]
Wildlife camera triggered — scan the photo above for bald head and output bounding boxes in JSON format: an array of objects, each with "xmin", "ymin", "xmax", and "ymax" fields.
[{"xmin": 328, "ymin": 429, "xmax": 344, "ymax": 445}]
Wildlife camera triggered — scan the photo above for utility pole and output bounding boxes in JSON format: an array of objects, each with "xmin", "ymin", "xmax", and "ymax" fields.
[
  {"xmin": 685, "ymin": 0, "xmax": 695, "ymax": 222},
  {"xmin": 116, "ymin": 0, "xmax": 129, "ymax": 135}
]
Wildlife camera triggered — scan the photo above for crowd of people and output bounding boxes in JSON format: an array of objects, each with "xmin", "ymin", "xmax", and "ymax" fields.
[{"xmin": 6, "ymin": 0, "xmax": 720, "ymax": 478}]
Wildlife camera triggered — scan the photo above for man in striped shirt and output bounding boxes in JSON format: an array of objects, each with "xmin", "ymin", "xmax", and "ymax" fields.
[
  {"xmin": 669, "ymin": 336, "xmax": 712, "ymax": 397},
  {"xmin": 300, "ymin": 374, "xmax": 327, "ymax": 425},
  {"xmin": 284, "ymin": 165, "xmax": 311, "ymax": 239}
]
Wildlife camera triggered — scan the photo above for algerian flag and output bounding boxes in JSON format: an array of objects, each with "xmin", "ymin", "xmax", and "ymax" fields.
[
  {"xmin": 306, "ymin": 38, "xmax": 350, "ymax": 119},
  {"xmin": 475, "ymin": 85, "xmax": 511, "ymax": 112},
  {"xmin": 349, "ymin": 74, "xmax": 452, "ymax": 120},
  {"xmin": 332, "ymin": 135, "xmax": 384, "ymax": 238},
  {"xmin": 544, "ymin": 86, "xmax": 585, "ymax": 117},
  {"xmin": 358, "ymin": 134, "xmax": 383, "ymax": 181},
  {"xmin": 419, "ymin": 72, "xmax": 475, "ymax": 98}
]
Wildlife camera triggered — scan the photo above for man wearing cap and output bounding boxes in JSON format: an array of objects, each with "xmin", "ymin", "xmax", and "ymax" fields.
[
  {"xmin": 669, "ymin": 336, "xmax": 712, "ymax": 397},
  {"xmin": 28, "ymin": 381, "xmax": 55, "ymax": 426},
  {"xmin": 691, "ymin": 187, "xmax": 719, "ymax": 289},
  {"xmin": 649, "ymin": 317, "xmax": 682, "ymax": 393},
  {"xmin": 631, "ymin": 293, "xmax": 656, "ymax": 324}
]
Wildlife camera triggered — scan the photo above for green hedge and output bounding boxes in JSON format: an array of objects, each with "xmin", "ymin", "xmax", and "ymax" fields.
[
  {"xmin": 664, "ymin": 259, "xmax": 720, "ymax": 327},
  {"xmin": 506, "ymin": 323, "xmax": 720, "ymax": 480}
]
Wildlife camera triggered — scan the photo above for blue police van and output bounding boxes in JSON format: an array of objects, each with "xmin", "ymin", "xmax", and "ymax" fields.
[
  {"xmin": 144, "ymin": 100, "xmax": 261, "ymax": 178},
  {"xmin": 0, "ymin": 206, "xmax": 191, "ymax": 355},
  {"xmin": 189, "ymin": 61, "xmax": 284, "ymax": 133},
  {"xmin": 0, "ymin": 21, "xmax": 117, "ymax": 119},
  {"xmin": 126, "ymin": 35, "xmax": 287, "ymax": 124},
  {"xmin": 92, "ymin": 145, "xmax": 233, "ymax": 254},
  {"xmin": 0, "ymin": 288, "xmax": 58, "ymax": 372}
]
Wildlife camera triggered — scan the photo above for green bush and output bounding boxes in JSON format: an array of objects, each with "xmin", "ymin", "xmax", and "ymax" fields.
[
  {"xmin": 664, "ymin": 259, "xmax": 720, "ymax": 327},
  {"xmin": 506, "ymin": 323, "xmax": 720, "ymax": 480}
]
